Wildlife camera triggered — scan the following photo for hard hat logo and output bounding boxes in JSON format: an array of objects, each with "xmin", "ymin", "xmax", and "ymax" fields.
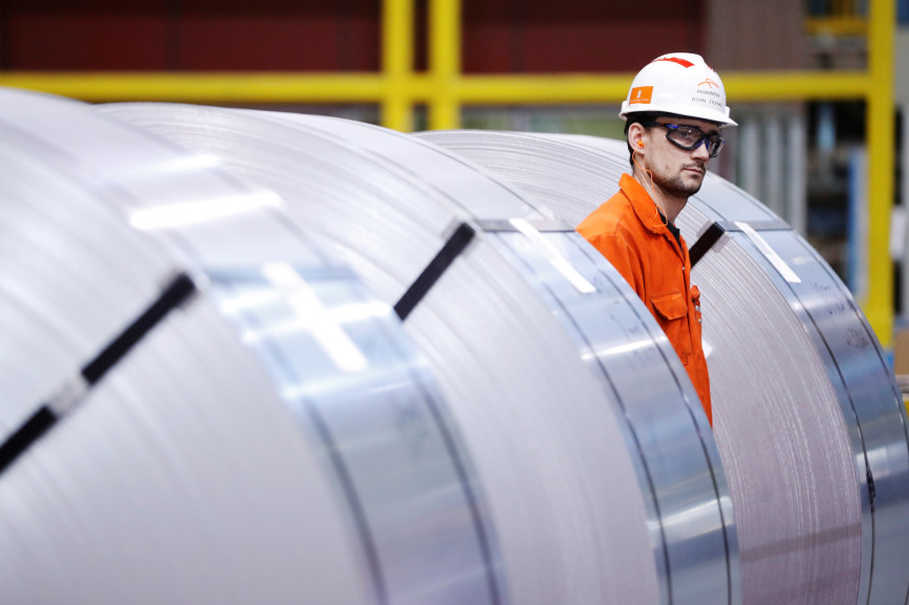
[
  {"xmin": 655, "ymin": 56, "xmax": 695, "ymax": 68},
  {"xmin": 629, "ymin": 86, "xmax": 653, "ymax": 105},
  {"xmin": 620, "ymin": 52, "xmax": 738, "ymax": 127}
]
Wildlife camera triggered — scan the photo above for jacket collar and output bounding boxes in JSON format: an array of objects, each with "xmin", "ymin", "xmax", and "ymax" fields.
[{"xmin": 619, "ymin": 173, "xmax": 671, "ymax": 236}]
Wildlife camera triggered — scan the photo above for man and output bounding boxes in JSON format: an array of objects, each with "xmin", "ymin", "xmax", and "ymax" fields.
[{"xmin": 577, "ymin": 52, "xmax": 737, "ymax": 425}]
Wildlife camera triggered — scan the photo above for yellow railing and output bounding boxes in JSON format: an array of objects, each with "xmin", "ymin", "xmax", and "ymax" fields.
[{"xmin": 0, "ymin": 0, "xmax": 895, "ymax": 345}]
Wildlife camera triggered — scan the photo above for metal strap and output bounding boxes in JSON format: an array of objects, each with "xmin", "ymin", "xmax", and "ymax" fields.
[
  {"xmin": 394, "ymin": 222, "xmax": 475, "ymax": 320},
  {"xmin": 475, "ymin": 218, "xmax": 576, "ymax": 233},
  {"xmin": 689, "ymin": 222, "xmax": 727, "ymax": 267},
  {"xmin": 0, "ymin": 272, "xmax": 198, "ymax": 475}
]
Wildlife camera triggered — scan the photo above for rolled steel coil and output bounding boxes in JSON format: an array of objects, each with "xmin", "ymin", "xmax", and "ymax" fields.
[
  {"xmin": 100, "ymin": 103, "xmax": 741, "ymax": 605},
  {"xmin": 418, "ymin": 129, "xmax": 909, "ymax": 605},
  {"xmin": 0, "ymin": 88, "xmax": 498, "ymax": 605}
]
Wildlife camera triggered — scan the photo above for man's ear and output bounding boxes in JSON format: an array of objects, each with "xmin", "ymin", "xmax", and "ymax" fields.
[{"xmin": 628, "ymin": 122, "xmax": 647, "ymax": 154}]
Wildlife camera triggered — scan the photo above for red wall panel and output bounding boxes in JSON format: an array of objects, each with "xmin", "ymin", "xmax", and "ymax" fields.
[
  {"xmin": 176, "ymin": 16, "xmax": 372, "ymax": 71},
  {"xmin": 5, "ymin": 12, "xmax": 170, "ymax": 70},
  {"xmin": 462, "ymin": 0, "xmax": 705, "ymax": 73},
  {"xmin": 1, "ymin": 1, "xmax": 702, "ymax": 73},
  {"xmin": 1, "ymin": 2, "xmax": 379, "ymax": 71}
]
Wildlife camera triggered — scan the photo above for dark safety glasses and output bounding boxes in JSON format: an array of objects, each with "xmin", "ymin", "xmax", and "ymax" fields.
[{"xmin": 643, "ymin": 121, "xmax": 725, "ymax": 158}]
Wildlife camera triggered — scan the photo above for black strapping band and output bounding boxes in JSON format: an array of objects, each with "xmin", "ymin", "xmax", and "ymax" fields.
[
  {"xmin": 394, "ymin": 222, "xmax": 475, "ymax": 321},
  {"xmin": 689, "ymin": 222, "xmax": 726, "ymax": 268},
  {"xmin": 0, "ymin": 271, "xmax": 197, "ymax": 475},
  {"xmin": 82, "ymin": 272, "xmax": 196, "ymax": 385},
  {"xmin": 0, "ymin": 407, "xmax": 58, "ymax": 475}
]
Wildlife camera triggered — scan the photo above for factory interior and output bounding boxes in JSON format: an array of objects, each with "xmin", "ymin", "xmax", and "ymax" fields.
[{"xmin": 1, "ymin": 1, "xmax": 909, "ymax": 604}]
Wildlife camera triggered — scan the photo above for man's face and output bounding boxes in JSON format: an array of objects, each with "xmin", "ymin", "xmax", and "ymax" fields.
[{"xmin": 638, "ymin": 117, "xmax": 720, "ymax": 198}]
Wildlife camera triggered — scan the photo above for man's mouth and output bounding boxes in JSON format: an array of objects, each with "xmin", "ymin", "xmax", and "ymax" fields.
[{"xmin": 683, "ymin": 166, "xmax": 705, "ymax": 175}]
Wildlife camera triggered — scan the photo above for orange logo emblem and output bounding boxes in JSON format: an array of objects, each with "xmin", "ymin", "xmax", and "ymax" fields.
[
  {"xmin": 629, "ymin": 86, "xmax": 653, "ymax": 104},
  {"xmin": 698, "ymin": 78, "xmax": 720, "ymax": 88}
]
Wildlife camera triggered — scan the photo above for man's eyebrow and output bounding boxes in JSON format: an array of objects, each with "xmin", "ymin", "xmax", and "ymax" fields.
[{"xmin": 678, "ymin": 123, "xmax": 720, "ymax": 134}]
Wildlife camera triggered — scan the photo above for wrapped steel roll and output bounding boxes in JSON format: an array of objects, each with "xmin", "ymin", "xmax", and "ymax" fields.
[
  {"xmin": 101, "ymin": 103, "xmax": 738, "ymax": 605},
  {"xmin": 246, "ymin": 110, "xmax": 741, "ymax": 605},
  {"xmin": 419, "ymin": 129, "xmax": 909, "ymax": 605},
  {"xmin": 0, "ymin": 88, "xmax": 500, "ymax": 605}
]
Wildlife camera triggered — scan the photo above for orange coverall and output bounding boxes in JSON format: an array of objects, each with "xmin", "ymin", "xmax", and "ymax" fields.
[{"xmin": 577, "ymin": 173, "xmax": 712, "ymax": 425}]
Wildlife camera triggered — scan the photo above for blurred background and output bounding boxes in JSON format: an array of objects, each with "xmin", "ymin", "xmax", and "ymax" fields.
[{"xmin": 1, "ymin": 0, "xmax": 907, "ymax": 356}]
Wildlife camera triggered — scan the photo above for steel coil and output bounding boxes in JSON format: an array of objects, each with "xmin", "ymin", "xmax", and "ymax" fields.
[
  {"xmin": 100, "ymin": 103, "xmax": 743, "ymax": 605},
  {"xmin": 419, "ymin": 129, "xmax": 909, "ymax": 605},
  {"xmin": 0, "ymin": 88, "xmax": 498, "ymax": 605}
]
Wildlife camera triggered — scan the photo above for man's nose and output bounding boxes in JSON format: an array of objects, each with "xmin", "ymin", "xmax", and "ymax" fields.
[{"xmin": 691, "ymin": 139, "xmax": 710, "ymax": 160}]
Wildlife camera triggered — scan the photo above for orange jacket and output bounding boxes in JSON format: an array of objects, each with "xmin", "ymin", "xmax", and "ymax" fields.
[{"xmin": 577, "ymin": 174, "xmax": 712, "ymax": 425}]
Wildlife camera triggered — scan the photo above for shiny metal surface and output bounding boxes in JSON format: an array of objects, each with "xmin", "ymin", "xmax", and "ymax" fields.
[
  {"xmin": 417, "ymin": 129, "xmax": 739, "ymax": 605},
  {"xmin": 494, "ymin": 229, "xmax": 737, "ymax": 605},
  {"xmin": 292, "ymin": 114, "xmax": 735, "ymax": 605},
  {"xmin": 0, "ymin": 113, "xmax": 373, "ymax": 604},
  {"xmin": 0, "ymin": 88, "xmax": 499, "ymax": 605},
  {"xmin": 100, "ymin": 102, "xmax": 670, "ymax": 605},
  {"xmin": 679, "ymin": 175, "xmax": 908, "ymax": 605},
  {"xmin": 684, "ymin": 226, "xmax": 862, "ymax": 605},
  {"xmin": 224, "ymin": 108, "xmax": 733, "ymax": 604},
  {"xmin": 421, "ymin": 129, "xmax": 909, "ymax": 605},
  {"xmin": 206, "ymin": 264, "xmax": 500, "ymax": 605},
  {"xmin": 708, "ymin": 211, "xmax": 909, "ymax": 605}
]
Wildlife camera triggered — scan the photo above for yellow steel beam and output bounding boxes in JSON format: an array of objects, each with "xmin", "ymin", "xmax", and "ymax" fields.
[
  {"xmin": 428, "ymin": 0, "xmax": 461, "ymax": 129},
  {"xmin": 865, "ymin": 0, "xmax": 895, "ymax": 347},
  {"xmin": 0, "ymin": 70, "xmax": 870, "ymax": 105},
  {"xmin": 453, "ymin": 71, "xmax": 870, "ymax": 104},
  {"xmin": 723, "ymin": 71, "xmax": 870, "ymax": 100},
  {"xmin": 0, "ymin": 72, "xmax": 386, "ymax": 103},
  {"xmin": 381, "ymin": 0, "xmax": 414, "ymax": 131},
  {"xmin": 456, "ymin": 74, "xmax": 631, "ymax": 104}
]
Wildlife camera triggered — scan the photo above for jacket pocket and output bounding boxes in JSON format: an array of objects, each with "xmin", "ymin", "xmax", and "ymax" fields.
[
  {"xmin": 650, "ymin": 291, "xmax": 691, "ymax": 358},
  {"xmin": 651, "ymin": 291, "xmax": 687, "ymax": 320}
]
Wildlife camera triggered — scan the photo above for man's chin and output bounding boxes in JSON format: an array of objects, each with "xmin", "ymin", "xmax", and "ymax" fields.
[
  {"xmin": 653, "ymin": 169, "xmax": 705, "ymax": 198},
  {"xmin": 663, "ymin": 176, "xmax": 703, "ymax": 197},
  {"xmin": 680, "ymin": 172, "xmax": 704, "ymax": 195}
]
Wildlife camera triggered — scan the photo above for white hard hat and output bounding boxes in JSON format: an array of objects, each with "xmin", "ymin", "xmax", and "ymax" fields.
[{"xmin": 620, "ymin": 52, "xmax": 737, "ymax": 127}]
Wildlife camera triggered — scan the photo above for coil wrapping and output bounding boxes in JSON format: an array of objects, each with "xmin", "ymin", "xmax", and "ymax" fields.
[
  {"xmin": 0, "ymin": 88, "xmax": 500, "ymax": 605},
  {"xmin": 101, "ymin": 103, "xmax": 740, "ymax": 605},
  {"xmin": 419, "ymin": 129, "xmax": 909, "ymax": 605}
]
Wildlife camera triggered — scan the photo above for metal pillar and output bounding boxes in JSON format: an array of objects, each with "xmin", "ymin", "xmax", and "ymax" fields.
[
  {"xmin": 381, "ymin": 0, "xmax": 414, "ymax": 131},
  {"xmin": 787, "ymin": 108, "xmax": 808, "ymax": 235},
  {"xmin": 902, "ymin": 105, "xmax": 909, "ymax": 317},
  {"xmin": 429, "ymin": 0, "xmax": 461, "ymax": 130},
  {"xmin": 865, "ymin": 0, "xmax": 895, "ymax": 346},
  {"xmin": 764, "ymin": 108, "xmax": 785, "ymax": 217},
  {"xmin": 740, "ymin": 115, "xmax": 762, "ymax": 201}
]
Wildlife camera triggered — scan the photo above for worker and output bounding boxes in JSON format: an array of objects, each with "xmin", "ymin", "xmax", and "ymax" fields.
[{"xmin": 576, "ymin": 52, "xmax": 737, "ymax": 425}]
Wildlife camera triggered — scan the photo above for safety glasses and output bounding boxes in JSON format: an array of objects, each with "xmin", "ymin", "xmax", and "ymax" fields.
[{"xmin": 643, "ymin": 121, "xmax": 725, "ymax": 158}]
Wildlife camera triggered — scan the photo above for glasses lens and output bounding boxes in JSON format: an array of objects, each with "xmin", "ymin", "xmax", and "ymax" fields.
[
  {"xmin": 667, "ymin": 125, "xmax": 702, "ymax": 148},
  {"xmin": 662, "ymin": 123, "xmax": 725, "ymax": 158},
  {"xmin": 705, "ymin": 134, "xmax": 725, "ymax": 157}
]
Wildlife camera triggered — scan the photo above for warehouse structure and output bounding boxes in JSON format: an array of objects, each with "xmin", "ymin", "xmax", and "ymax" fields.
[{"xmin": 0, "ymin": 2, "xmax": 908, "ymax": 605}]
